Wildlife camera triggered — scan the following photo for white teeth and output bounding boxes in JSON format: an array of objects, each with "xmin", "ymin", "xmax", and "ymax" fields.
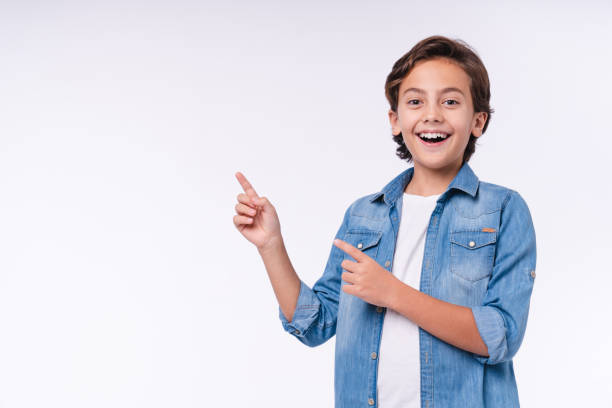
[{"xmin": 418, "ymin": 132, "xmax": 449, "ymax": 139}]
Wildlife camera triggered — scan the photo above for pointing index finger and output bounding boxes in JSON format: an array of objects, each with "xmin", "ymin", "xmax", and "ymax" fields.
[
  {"xmin": 235, "ymin": 171, "xmax": 260, "ymax": 200},
  {"xmin": 333, "ymin": 238, "xmax": 366, "ymax": 262}
]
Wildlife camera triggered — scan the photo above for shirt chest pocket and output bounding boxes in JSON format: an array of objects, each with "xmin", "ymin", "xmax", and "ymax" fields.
[
  {"xmin": 450, "ymin": 230, "xmax": 497, "ymax": 282},
  {"xmin": 342, "ymin": 229, "xmax": 383, "ymax": 261}
]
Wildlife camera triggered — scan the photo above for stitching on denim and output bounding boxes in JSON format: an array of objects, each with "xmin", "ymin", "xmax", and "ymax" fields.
[
  {"xmin": 450, "ymin": 200, "xmax": 503, "ymax": 218},
  {"xmin": 450, "ymin": 231, "xmax": 497, "ymax": 248},
  {"xmin": 500, "ymin": 189, "xmax": 514, "ymax": 211},
  {"xmin": 349, "ymin": 213, "xmax": 384, "ymax": 221},
  {"xmin": 296, "ymin": 305, "xmax": 319, "ymax": 310},
  {"xmin": 449, "ymin": 187, "xmax": 511, "ymax": 218},
  {"xmin": 450, "ymin": 238, "xmax": 495, "ymax": 282}
]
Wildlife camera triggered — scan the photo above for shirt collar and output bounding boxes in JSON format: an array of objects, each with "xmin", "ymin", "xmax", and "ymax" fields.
[{"xmin": 368, "ymin": 161, "xmax": 480, "ymax": 205}]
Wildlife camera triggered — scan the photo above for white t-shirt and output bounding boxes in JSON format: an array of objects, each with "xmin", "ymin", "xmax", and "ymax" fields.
[{"xmin": 376, "ymin": 191, "xmax": 441, "ymax": 408}]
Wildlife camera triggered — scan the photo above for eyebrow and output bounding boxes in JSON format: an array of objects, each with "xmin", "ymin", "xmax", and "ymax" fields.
[{"xmin": 402, "ymin": 87, "xmax": 465, "ymax": 96}]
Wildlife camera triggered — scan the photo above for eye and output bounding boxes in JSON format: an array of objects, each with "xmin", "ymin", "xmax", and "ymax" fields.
[
  {"xmin": 444, "ymin": 99, "xmax": 459, "ymax": 106},
  {"xmin": 407, "ymin": 99, "xmax": 420, "ymax": 105}
]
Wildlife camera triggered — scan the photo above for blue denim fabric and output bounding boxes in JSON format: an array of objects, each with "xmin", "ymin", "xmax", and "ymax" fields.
[{"xmin": 279, "ymin": 162, "xmax": 537, "ymax": 408}]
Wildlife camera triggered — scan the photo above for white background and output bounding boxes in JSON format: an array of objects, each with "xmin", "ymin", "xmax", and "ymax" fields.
[{"xmin": 0, "ymin": 1, "xmax": 610, "ymax": 406}]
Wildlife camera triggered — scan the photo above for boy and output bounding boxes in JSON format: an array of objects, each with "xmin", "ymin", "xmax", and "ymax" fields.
[{"xmin": 233, "ymin": 35, "xmax": 537, "ymax": 407}]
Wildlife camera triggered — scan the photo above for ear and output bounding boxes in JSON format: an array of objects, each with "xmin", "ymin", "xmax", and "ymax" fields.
[
  {"xmin": 388, "ymin": 109, "xmax": 401, "ymax": 136},
  {"xmin": 471, "ymin": 112, "xmax": 488, "ymax": 138}
]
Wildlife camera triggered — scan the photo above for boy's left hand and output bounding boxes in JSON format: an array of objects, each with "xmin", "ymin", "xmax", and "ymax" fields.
[{"xmin": 333, "ymin": 238, "xmax": 403, "ymax": 309}]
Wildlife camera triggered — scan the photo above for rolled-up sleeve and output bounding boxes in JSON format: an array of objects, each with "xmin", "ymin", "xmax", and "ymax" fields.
[
  {"xmin": 471, "ymin": 190, "xmax": 537, "ymax": 365},
  {"xmin": 278, "ymin": 202, "xmax": 353, "ymax": 347}
]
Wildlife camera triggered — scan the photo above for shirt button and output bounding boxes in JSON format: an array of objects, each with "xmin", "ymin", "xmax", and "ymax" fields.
[
  {"xmin": 357, "ymin": 243, "xmax": 363, "ymax": 249},
  {"xmin": 530, "ymin": 270, "xmax": 536, "ymax": 278},
  {"xmin": 368, "ymin": 398, "xmax": 375, "ymax": 405},
  {"xmin": 371, "ymin": 352, "xmax": 377, "ymax": 359},
  {"xmin": 469, "ymin": 241, "xmax": 476, "ymax": 248},
  {"xmin": 294, "ymin": 329, "xmax": 300, "ymax": 335},
  {"xmin": 385, "ymin": 260, "xmax": 390, "ymax": 267},
  {"xmin": 376, "ymin": 306, "xmax": 383, "ymax": 313}
]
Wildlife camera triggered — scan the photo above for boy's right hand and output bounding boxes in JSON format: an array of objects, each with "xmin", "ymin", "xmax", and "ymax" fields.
[{"xmin": 233, "ymin": 171, "xmax": 283, "ymax": 251}]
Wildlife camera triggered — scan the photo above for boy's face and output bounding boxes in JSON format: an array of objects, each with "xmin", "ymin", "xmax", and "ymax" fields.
[{"xmin": 389, "ymin": 57, "xmax": 487, "ymax": 172}]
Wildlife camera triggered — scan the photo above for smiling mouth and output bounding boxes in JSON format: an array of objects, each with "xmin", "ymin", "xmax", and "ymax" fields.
[{"xmin": 416, "ymin": 132, "xmax": 452, "ymax": 146}]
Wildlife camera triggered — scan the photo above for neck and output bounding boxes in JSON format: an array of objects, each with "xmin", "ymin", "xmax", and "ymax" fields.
[{"xmin": 405, "ymin": 160, "xmax": 462, "ymax": 196}]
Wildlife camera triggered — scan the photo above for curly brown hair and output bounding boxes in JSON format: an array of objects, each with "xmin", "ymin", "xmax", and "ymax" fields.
[{"xmin": 384, "ymin": 35, "xmax": 494, "ymax": 164}]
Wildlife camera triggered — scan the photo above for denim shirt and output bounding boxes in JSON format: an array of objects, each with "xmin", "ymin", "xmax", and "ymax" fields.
[{"xmin": 279, "ymin": 162, "xmax": 537, "ymax": 408}]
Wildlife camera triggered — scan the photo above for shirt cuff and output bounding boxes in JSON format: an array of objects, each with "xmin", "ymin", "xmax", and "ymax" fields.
[
  {"xmin": 471, "ymin": 305, "xmax": 509, "ymax": 365},
  {"xmin": 278, "ymin": 280, "xmax": 321, "ymax": 338}
]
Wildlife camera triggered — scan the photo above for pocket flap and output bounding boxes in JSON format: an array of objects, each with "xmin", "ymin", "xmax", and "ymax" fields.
[
  {"xmin": 450, "ymin": 230, "xmax": 496, "ymax": 250},
  {"xmin": 344, "ymin": 229, "xmax": 382, "ymax": 251}
]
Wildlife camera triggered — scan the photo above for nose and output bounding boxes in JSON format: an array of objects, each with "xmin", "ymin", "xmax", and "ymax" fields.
[{"xmin": 423, "ymin": 103, "xmax": 443, "ymax": 123}]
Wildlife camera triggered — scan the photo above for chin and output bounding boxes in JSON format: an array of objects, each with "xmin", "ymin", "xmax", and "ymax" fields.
[{"xmin": 413, "ymin": 156, "xmax": 460, "ymax": 171}]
